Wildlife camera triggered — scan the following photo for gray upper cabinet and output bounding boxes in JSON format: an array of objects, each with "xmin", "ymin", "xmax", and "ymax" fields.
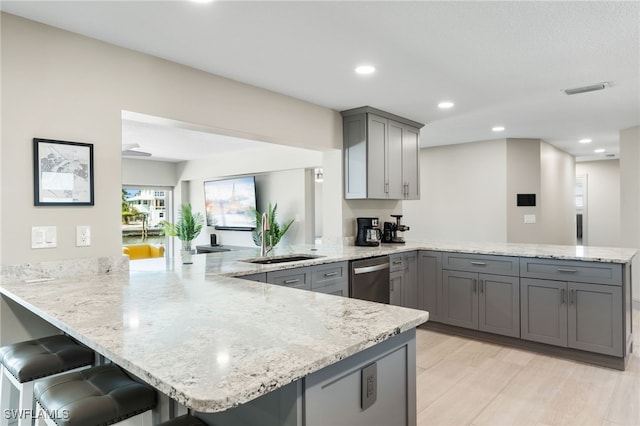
[{"xmin": 341, "ymin": 107, "xmax": 424, "ymax": 200}]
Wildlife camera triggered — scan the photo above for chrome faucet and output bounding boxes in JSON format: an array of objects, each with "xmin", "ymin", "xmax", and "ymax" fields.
[{"xmin": 260, "ymin": 212, "xmax": 273, "ymax": 256}]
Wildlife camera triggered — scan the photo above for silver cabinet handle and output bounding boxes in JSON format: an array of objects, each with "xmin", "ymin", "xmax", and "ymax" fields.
[
  {"xmin": 472, "ymin": 278, "xmax": 477, "ymax": 293},
  {"xmin": 284, "ymin": 279, "xmax": 300, "ymax": 284},
  {"xmin": 471, "ymin": 261, "xmax": 487, "ymax": 266},
  {"xmin": 385, "ymin": 182, "xmax": 389, "ymax": 194},
  {"xmin": 392, "ymin": 260, "xmax": 403, "ymax": 265},
  {"xmin": 569, "ymin": 288, "xmax": 575, "ymax": 305},
  {"xmin": 479, "ymin": 279, "xmax": 484, "ymax": 294},
  {"xmin": 353, "ymin": 263, "xmax": 390, "ymax": 274},
  {"xmin": 560, "ymin": 288, "xmax": 566, "ymax": 304},
  {"xmin": 324, "ymin": 272, "xmax": 338, "ymax": 277},
  {"xmin": 557, "ymin": 268, "xmax": 577, "ymax": 273}
]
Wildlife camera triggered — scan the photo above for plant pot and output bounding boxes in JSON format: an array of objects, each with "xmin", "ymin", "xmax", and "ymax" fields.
[{"xmin": 181, "ymin": 249, "xmax": 193, "ymax": 264}]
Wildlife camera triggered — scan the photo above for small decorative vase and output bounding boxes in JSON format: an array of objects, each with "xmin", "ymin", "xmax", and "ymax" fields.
[{"xmin": 181, "ymin": 240, "xmax": 193, "ymax": 264}]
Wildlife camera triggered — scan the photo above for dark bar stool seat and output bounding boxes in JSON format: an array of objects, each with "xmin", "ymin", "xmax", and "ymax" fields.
[
  {"xmin": 34, "ymin": 363, "xmax": 157, "ymax": 426},
  {"xmin": 159, "ymin": 414, "xmax": 207, "ymax": 426},
  {"xmin": 0, "ymin": 334, "xmax": 95, "ymax": 426}
]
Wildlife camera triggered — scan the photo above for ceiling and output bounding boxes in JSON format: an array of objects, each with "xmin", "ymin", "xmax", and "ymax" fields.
[{"xmin": 2, "ymin": 1, "xmax": 639, "ymax": 162}]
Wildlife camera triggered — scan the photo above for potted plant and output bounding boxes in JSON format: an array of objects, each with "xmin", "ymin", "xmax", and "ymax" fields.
[
  {"xmin": 250, "ymin": 203, "xmax": 294, "ymax": 251},
  {"xmin": 162, "ymin": 203, "xmax": 204, "ymax": 264}
]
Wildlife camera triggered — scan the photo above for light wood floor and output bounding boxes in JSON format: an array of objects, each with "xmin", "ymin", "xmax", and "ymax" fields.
[{"xmin": 415, "ymin": 306, "xmax": 640, "ymax": 426}]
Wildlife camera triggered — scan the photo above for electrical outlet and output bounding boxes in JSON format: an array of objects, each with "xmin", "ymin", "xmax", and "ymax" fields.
[
  {"xmin": 524, "ymin": 214, "xmax": 537, "ymax": 224},
  {"xmin": 76, "ymin": 225, "xmax": 91, "ymax": 247},
  {"xmin": 32, "ymin": 226, "xmax": 57, "ymax": 249},
  {"xmin": 361, "ymin": 362, "xmax": 377, "ymax": 410}
]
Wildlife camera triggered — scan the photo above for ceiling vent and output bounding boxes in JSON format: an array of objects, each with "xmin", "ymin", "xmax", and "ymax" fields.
[{"xmin": 564, "ymin": 82, "xmax": 610, "ymax": 95}]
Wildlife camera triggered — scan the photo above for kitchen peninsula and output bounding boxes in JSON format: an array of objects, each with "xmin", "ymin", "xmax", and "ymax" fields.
[{"xmin": 0, "ymin": 241, "xmax": 636, "ymax": 425}]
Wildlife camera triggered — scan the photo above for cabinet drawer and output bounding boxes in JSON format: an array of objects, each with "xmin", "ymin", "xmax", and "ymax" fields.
[
  {"xmin": 237, "ymin": 272, "xmax": 267, "ymax": 282},
  {"xmin": 389, "ymin": 254, "xmax": 405, "ymax": 272},
  {"xmin": 266, "ymin": 267, "xmax": 312, "ymax": 290},
  {"xmin": 312, "ymin": 262, "xmax": 348, "ymax": 291},
  {"xmin": 520, "ymin": 258, "xmax": 622, "ymax": 286},
  {"xmin": 443, "ymin": 253, "xmax": 519, "ymax": 276}
]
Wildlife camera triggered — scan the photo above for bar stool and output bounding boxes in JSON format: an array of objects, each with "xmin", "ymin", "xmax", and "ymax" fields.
[
  {"xmin": 0, "ymin": 334, "xmax": 95, "ymax": 426},
  {"xmin": 159, "ymin": 414, "xmax": 207, "ymax": 426},
  {"xmin": 34, "ymin": 363, "xmax": 157, "ymax": 426}
]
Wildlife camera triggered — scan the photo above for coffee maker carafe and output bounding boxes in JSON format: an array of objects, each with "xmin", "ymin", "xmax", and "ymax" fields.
[{"xmin": 355, "ymin": 217, "xmax": 382, "ymax": 246}]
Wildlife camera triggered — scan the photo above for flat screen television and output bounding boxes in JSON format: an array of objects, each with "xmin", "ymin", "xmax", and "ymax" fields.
[{"xmin": 204, "ymin": 176, "xmax": 257, "ymax": 230}]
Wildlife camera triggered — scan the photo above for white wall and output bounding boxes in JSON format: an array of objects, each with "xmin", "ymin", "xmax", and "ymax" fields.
[
  {"xmin": 575, "ymin": 160, "xmax": 621, "ymax": 247},
  {"xmin": 620, "ymin": 125, "xmax": 640, "ymax": 301},
  {"xmin": 403, "ymin": 140, "xmax": 508, "ymax": 243},
  {"xmin": 122, "ymin": 159, "xmax": 177, "ymax": 187},
  {"xmin": 506, "ymin": 139, "xmax": 542, "ymax": 243},
  {"xmin": 0, "ymin": 13, "xmax": 341, "ymax": 265}
]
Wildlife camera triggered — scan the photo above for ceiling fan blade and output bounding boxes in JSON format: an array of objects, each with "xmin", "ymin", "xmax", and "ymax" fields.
[{"xmin": 122, "ymin": 143, "xmax": 140, "ymax": 151}]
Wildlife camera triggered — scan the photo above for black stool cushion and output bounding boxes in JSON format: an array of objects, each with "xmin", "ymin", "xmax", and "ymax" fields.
[
  {"xmin": 159, "ymin": 414, "xmax": 207, "ymax": 426},
  {"xmin": 0, "ymin": 334, "xmax": 94, "ymax": 382},
  {"xmin": 34, "ymin": 363, "xmax": 157, "ymax": 426}
]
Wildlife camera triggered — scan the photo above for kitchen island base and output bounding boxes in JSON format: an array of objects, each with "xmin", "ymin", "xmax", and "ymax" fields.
[{"xmin": 190, "ymin": 329, "xmax": 416, "ymax": 426}]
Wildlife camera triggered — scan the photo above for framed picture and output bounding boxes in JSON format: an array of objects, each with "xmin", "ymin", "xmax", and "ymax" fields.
[{"xmin": 33, "ymin": 138, "xmax": 94, "ymax": 206}]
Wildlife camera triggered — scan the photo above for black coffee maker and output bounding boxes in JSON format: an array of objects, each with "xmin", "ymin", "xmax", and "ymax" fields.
[
  {"xmin": 382, "ymin": 215, "xmax": 410, "ymax": 244},
  {"xmin": 355, "ymin": 217, "xmax": 382, "ymax": 246}
]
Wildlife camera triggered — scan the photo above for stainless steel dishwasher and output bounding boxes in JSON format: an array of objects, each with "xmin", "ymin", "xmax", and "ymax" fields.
[{"xmin": 349, "ymin": 256, "xmax": 390, "ymax": 303}]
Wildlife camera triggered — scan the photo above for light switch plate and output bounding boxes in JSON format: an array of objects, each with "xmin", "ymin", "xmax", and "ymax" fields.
[
  {"xmin": 32, "ymin": 226, "xmax": 57, "ymax": 249},
  {"xmin": 76, "ymin": 225, "xmax": 91, "ymax": 246},
  {"xmin": 524, "ymin": 214, "xmax": 537, "ymax": 224}
]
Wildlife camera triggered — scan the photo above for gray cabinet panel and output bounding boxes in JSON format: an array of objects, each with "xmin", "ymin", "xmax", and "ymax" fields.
[
  {"xmin": 478, "ymin": 274, "xmax": 520, "ymax": 338},
  {"xmin": 311, "ymin": 261, "xmax": 348, "ymax": 290},
  {"xmin": 442, "ymin": 270, "xmax": 478, "ymax": 329},
  {"xmin": 418, "ymin": 251, "xmax": 442, "ymax": 321},
  {"xmin": 443, "ymin": 253, "xmax": 519, "ymax": 276},
  {"xmin": 520, "ymin": 258, "xmax": 621, "ymax": 285},
  {"xmin": 304, "ymin": 344, "xmax": 408, "ymax": 426},
  {"xmin": 387, "ymin": 120, "xmax": 404, "ymax": 199},
  {"xmin": 521, "ymin": 278, "xmax": 568, "ymax": 347},
  {"xmin": 367, "ymin": 115, "xmax": 388, "ymax": 199},
  {"xmin": 343, "ymin": 115, "xmax": 367, "ymax": 199},
  {"xmin": 390, "ymin": 271, "xmax": 404, "ymax": 307},
  {"xmin": 266, "ymin": 267, "xmax": 312, "ymax": 291},
  {"xmin": 568, "ymin": 281, "xmax": 623, "ymax": 356},
  {"xmin": 402, "ymin": 125, "xmax": 420, "ymax": 200},
  {"xmin": 403, "ymin": 252, "xmax": 418, "ymax": 309},
  {"xmin": 237, "ymin": 272, "xmax": 267, "ymax": 282}
]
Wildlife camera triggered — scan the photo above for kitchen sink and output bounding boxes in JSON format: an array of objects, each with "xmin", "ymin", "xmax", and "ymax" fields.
[{"xmin": 241, "ymin": 254, "xmax": 324, "ymax": 264}]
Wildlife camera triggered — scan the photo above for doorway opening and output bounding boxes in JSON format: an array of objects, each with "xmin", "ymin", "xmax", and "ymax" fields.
[{"xmin": 122, "ymin": 186, "xmax": 172, "ymax": 249}]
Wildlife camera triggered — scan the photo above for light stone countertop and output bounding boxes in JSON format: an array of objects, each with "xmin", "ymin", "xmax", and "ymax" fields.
[
  {"xmin": 0, "ymin": 240, "xmax": 635, "ymax": 413},
  {"xmin": 0, "ymin": 254, "xmax": 428, "ymax": 413}
]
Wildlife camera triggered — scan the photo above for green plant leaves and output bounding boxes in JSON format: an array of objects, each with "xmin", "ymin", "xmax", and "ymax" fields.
[{"xmin": 250, "ymin": 202, "xmax": 294, "ymax": 248}]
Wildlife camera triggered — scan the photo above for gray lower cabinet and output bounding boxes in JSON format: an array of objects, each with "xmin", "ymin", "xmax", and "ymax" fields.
[
  {"xmin": 389, "ymin": 252, "xmax": 418, "ymax": 308},
  {"xmin": 237, "ymin": 272, "xmax": 267, "ymax": 282},
  {"xmin": 521, "ymin": 278, "xmax": 623, "ymax": 356},
  {"xmin": 311, "ymin": 261, "xmax": 348, "ymax": 297},
  {"xmin": 417, "ymin": 251, "xmax": 442, "ymax": 321},
  {"xmin": 441, "ymin": 253, "xmax": 520, "ymax": 338}
]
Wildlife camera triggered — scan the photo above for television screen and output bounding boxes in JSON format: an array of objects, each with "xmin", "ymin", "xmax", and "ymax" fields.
[{"xmin": 204, "ymin": 176, "xmax": 257, "ymax": 230}]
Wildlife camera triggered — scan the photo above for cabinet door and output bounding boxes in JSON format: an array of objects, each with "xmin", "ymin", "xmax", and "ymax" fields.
[
  {"xmin": 401, "ymin": 125, "xmax": 420, "ymax": 200},
  {"xmin": 520, "ymin": 278, "xmax": 567, "ymax": 347},
  {"xmin": 568, "ymin": 281, "xmax": 623, "ymax": 356},
  {"xmin": 418, "ymin": 251, "xmax": 442, "ymax": 321},
  {"xmin": 403, "ymin": 252, "xmax": 418, "ymax": 309},
  {"xmin": 389, "ymin": 270, "xmax": 404, "ymax": 306},
  {"xmin": 343, "ymin": 114, "xmax": 368, "ymax": 199},
  {"xmin": 386, "ymin": 120, "xmax": 404, "ymax": 199},
  {"xmin": 478, "ymin": 274, "xmax": 520, "ymax": 338},
  {"xmin": 442, "ymin": 270, "xmax": 478, "ymax": 330},
  {"xmin": 367, "ymin": 114, "xmax": 388, "ymax": 199}
]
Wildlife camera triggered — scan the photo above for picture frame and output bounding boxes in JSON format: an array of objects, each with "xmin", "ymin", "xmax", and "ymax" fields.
[{"xmin": 33, "ymin": 138, "xmax": 94, "ymax": 206}]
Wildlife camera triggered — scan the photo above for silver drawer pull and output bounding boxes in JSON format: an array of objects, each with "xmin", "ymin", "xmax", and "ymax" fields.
[
  {"xmin": 392, "ymin": 260, "xmax": 403, "ymax": 265},
  {"xmin": 324, "ymin": 272, "xmax": 338, "ymax": 277},
  {"xmin": 283, "ymin": 279, "xmax": 300, "ymax": 284},
  {"xmin": 470, "ymin": 261, "xmax": 486, "ymax": 266},
  {"xmin": 557, "ymin": 268, "xmax": 577, "ymax": 273}
]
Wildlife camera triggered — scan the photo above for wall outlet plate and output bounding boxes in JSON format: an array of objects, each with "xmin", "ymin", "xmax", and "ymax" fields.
[
  {"xmin": 76, "ymin": 225, "xmax": 91, "ymax": 247},
  {"xmin": 524, "ymin": 214, "xmax": 537, "ymax": 224},
  {"xmin": 32, "ymin": 226, "xmax": 57, "ymax": 249}
]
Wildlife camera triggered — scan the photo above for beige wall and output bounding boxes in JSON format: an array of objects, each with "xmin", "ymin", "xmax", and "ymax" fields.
[
  {"xmin": 506, "ymin": 139, "xmax": 542, "ymax": 243},
  {"xmin": 620, "ymin": 125, "xmax": 640, "ymax": 301},
  {"xmin": 575, "ymin": 160, "xmax": 621, "ymax": 247},
  {"xmin": 0, "ymin": 13, "xmax": 341, "ymax": 265},
  {"xmin": 403, "ymin": 140, "xmax": 508, "ymax": 242},
  {"xmin": 539, "ymin": 141, "xmax": 576, "ymax": 245}
]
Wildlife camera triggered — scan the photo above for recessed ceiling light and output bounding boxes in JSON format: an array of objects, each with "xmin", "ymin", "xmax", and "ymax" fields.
[
  {"xmin": 438, "ymin": 101, "xmax": 454, "ymax": 109},
  {"xmin": 594, "ymin": 148, "xmax": 606, "ymax": 153},
  {"xmin": 492, "ymin": 126, "xmax": 505, "ymax": 132},
  {"xmin": 579, "ymin": 138, "xmax": 592, "ymax": 144},
  {"xmin": 355, "ymin": 65, "xmax": 376, "ymax": 75}
]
